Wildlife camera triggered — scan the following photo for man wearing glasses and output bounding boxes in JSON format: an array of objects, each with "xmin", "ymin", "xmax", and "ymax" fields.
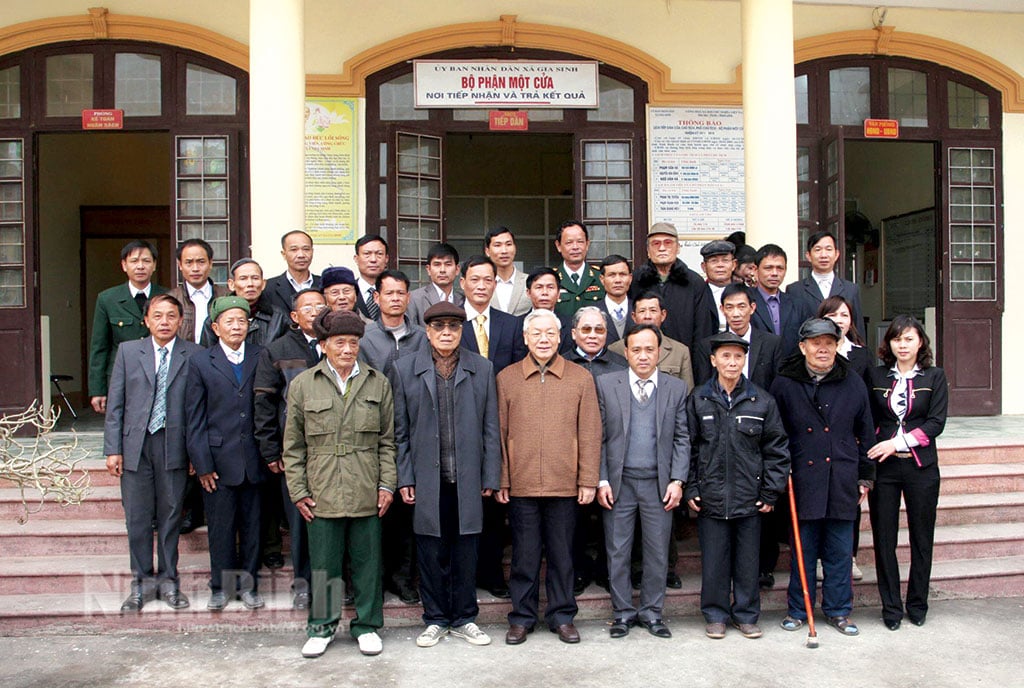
[
  {"xmin": 390, "ymin": 302, "xmax": 502, "ymax": 648},
  {"xmin": 254, "ymin": 288, "xmax": 327, "ymax": 609}
]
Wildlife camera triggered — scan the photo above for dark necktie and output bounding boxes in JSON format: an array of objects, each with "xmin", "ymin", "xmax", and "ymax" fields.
[
  {"xmin": 571, "ymin": 273, "xmax": 580, "ymax": 287},
  {"xmin": 134, "ymin": 291, "xmax": 147, "ymax": 314},
  {"xmin": 366, "ymin": 288, "xmax": 380, "ymax": 319},
  {"xmin": 147, "ymin": 347, "xmax": 169, "ymax": 433},
  {"xmin": 310, "ymin": 338, "xmax": 321, "ymax": 361}
]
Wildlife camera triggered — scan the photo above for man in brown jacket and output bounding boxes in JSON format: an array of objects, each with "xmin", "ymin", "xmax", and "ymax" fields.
[{"xmin": 496, "ymin": 309, "xmax": 601, "ymax": 646}]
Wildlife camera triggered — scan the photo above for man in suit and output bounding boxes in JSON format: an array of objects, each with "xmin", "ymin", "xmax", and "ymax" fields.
[
  {"xmin": 353, "ymin": 234, "xmax": 389, "ymax": 320},
  {"xmin": 597, "ymin": 323, "xmax": 689, "ymax": 639},
  {"xmin": 253, "ymin": 288, "xmax": 327, "ymax": 610},
  {"xmin": 459, "ymin": 254, "xmax": 526, "ymax": 598},
  {"xmin": 749, "ymin": 244, "xmax": 812, "ymax": 357},
  {"xmin": 167, "ymin": 238, "xmax": 228, "ymax": 344},
  {"xmin": 88, "ymin": 239, "xmax": 168, "ymax": 414},
  {"xmin": 485, "ymin": 226, "xmax": 532, "ymax": 316},
  {"xmin": 609, "ymin": 292, "xmax": 693, "ymax": 389},
  {"xmin": 699, "ymin": 240, "xmax": 737, "ymax": 333},
  {"xmin": 596, "ymin": 255, "xmax": 633, "ymax": 345},
  {"xmin": 553, "ymin": 220, "xmax": 605, "ymax": 320},
  {"xmin": 186, "ymin": 295, "xmax": 266, "ymax": 611},
  {"xmin": 693, "ymin": 283, "xmax": 783, "ymax": 390},
  {"xmin": 104, "ymin": 293, "xmax": 200, "ymax": 612},
  {"xmin": 407, "ymin": 243, "xmax": 465, "ymax": 326},
  {"xmin": 392, "ymin": 302, "xmax": 502, "ymax": 648},
  {"xmin": 786, "ymin": 230, "xmax": 866, "ymax": 339},
  {"xmin": 263, "ymin": 230, "xmax": 322, "ymax": 315}
]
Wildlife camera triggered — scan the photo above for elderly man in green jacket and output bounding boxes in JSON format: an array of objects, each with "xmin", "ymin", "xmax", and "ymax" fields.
[{"xmin": 282, "ymin": 309, "xmax": 397, "ymax": 659}]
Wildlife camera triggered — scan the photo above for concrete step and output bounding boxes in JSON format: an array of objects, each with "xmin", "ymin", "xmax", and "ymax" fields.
[
  {"xmin": 855, "ymin": 521, "xmax": 1024, "ymax": 566},
  {"xmin": 858, "ymin": 491, "xmax": 1024, "ymax": 530},
  {"xmin": 0, "ymin": 486, "xmax": 124, "ymax": 521},
  {"xmin": 938, "ymin": 463, "xmax": 1024, "ymax": 495},
  {"xmin": 0, "ymin": 519, "xmax": 211, "ymax": 556},
  {"xmin": 938, "ymin": 442, "xmax": 1024, "ymax": 465},
  {"xmin": 2, "ymin": 554, "xmax": 1022, "ymax": 634}
]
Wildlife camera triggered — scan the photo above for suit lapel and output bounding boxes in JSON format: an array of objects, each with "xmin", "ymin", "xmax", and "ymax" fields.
[
  {"xmin": 414, "ymin": 350, "xmax": 438, "ymax": 405},
  {"xmin": 137, "ymin": 339, "xmax": 156, "ymax": 386},
  {"xmin": 166, "ymin": 338, "xmax": 190, "ymax": 384},
  {"xmin": 747, "ymin": 329, "xmax": 762, "ymax": 372},
  {"xmin": 116, "ymin": 285, "xmax": 143, "ymax": 318},
  {"xmin": 209, "ymin": 345, "xmax": 239, "ymax": 386}
]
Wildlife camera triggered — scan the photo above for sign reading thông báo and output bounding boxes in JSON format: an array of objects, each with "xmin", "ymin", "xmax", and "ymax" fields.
[{"xmin": 413, "ymin": 61, "xmax": 599, "ymax": 109}]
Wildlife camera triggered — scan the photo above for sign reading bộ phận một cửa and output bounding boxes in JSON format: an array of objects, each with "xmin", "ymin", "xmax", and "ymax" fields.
[{"xmin": 414, "ymin": 61, "xmax": 599, "ymax": 108}]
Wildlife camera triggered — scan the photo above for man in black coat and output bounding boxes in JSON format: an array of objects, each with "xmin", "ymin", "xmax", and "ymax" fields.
[
  {"xmin": 769, "ymin": 318, "xmax": 875, "ymax": 637},
  {"xmin": 685, "ymin": 332, "xmax": 789, "ymax": 640},
  {"xmin": 253, "ymin": 288, "xmax": 326, "ymax": 609},
  {"xmin": 786, "ymin": 230, "xmax": 865, "ymax": 339},
  {"xmin": 748, "ymin": 244, "xmax": 813, "ymax": 357},
  {"xmin": 629, "ymin": 222, "xmax": 715, "ymax": 350},
  {"xmin": 263, "ymin": 230, "xmax": 322, "ymax": 314},
  {"xmin": 186, "ymin": 296, "xmax": 266, "ymax": 611},
  {"xmin": 693, "ymin": 283, "xmax": 782, "ymax": 389}
]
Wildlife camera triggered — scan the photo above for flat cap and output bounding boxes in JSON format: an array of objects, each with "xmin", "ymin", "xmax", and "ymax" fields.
[
  {"xmin": 422, "ymin": 301, "xmax": 466, "ymax": 323},
  {"xmin": 314, "ymin": 309, "xmax": 365, "ymax": 340},
  {"xmin": 648, "ymin": 222, "xmax": 679, "ymax": 239},
  {"xmin": 799, "ymin": 317, "xmax": 842, "ymax": 341},
  {"xmin": 708, "ymin": 331, "xmax": 749, "ymax": 352},
  {"xmin": 321, "ymin": 266, "xmax": 357, "ymax": 290},
  {"xmin": 701, "ymin": 240, "xmax": 736, "ymax": 258},
  {"xmin": 209, "ymin": 295, "xmax": 250, "ymax": 323}
]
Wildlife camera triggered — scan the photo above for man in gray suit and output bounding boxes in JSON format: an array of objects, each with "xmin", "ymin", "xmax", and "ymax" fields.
[
  {"xmin": 484, "ymin": 226, "xmax": 532, "ymax": 316},
  {"xmin": 596, "ymin": 323, "xmax": 690, "ymax": 639},
  {"xmin": 104, "ymin": 293, "xmax": 200, "ymax": 612},
  {"xmin": 407, "ymin": 243, "xmax": 465, "ymax": 326}
]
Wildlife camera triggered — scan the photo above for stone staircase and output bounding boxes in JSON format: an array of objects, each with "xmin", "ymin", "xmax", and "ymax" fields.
[{"xmin": 1, "ymin": 432, "xmax": 1022, "ymax": 634}]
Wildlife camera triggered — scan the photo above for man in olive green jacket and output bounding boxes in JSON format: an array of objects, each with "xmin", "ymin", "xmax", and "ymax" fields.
[{"xmin": 282, "ymin": 309, "xmax": 397, "ymax": 659}]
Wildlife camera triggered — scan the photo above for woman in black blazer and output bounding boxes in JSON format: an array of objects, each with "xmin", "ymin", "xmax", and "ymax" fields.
[{"xmin": 865, "ymin": 315, "xmax": 948, "ymax": 630}]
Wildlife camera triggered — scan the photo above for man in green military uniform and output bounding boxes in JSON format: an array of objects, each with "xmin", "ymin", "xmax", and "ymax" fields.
[
  {"xmin": 553, "ymin": 220, "xmax": 605, "ymax": 321},
  {"xmin": 88, "ymin": 239, "xmax": 168, "ymax": 413},
  {"xmin": 283, "ymin": 308, "xmax": 397, "ymax": 659}
]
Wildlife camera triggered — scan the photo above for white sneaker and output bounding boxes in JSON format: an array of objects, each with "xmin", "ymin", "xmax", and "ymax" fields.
[
  {"xmin": 301, "ymin": 636, "xmax": 332, "ymax": 658},
  {"xmin": 416, "ymin": 624, "xmax": 448, "ymax": 647},
  {"xmin": 450, "ymin": 622, "xmax": 491, "ymax": 646},
  {"xmin": 851, "ymin": 557, "xmax": 863, "ymax": 581},
  {"xmin": 357, "ymin": 631, "xmax": 383, "ymax": 656}
]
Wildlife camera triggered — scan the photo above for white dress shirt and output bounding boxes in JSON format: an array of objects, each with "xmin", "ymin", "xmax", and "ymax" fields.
[
  {"xmin": 219, "ymin": 340, "xmax": 246, "ymax": 365},
  {"xmin": 463, "ymin": 303, "xmax": 492, "ymax": 339},
  {"xmin": 128, "ymin": 283, "xmax": 152, "ymax": 298},
  {"xmin": 627, "ymin": 368, "xmax": 659, "ymax": 402},
  {"xmin": 494, "ymin": 269, "xmax": 517, "ymax": 312},
  {"xmin": 432, "ymin": 283, "xmax": 456, "ymax": 303},
  {"xmin": 357, "ymin": 277, "xmax": 376, "ymax": 307},
  {"xmin": 152, "ymin": 337, "xmax": 176, "ymax": 370},
  {"xmin": 187, "ymin": 281, "xmax": 213, "ymax": 343},
  {"xmin": 286, "ymin": 271, "xmax": 314, "ymax": 292},
  {"xmin": 813, "ymin": 271, "xmax": 834, "ymax": 299}
]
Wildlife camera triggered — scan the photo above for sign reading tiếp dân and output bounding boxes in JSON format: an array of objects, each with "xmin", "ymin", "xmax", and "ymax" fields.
[
  {"xmin": 414, "ymin": 61, "xmax": 599, "ymax": 108},
  {"xmin": 489, "ymin": 110, "xmax": 528, "ymax": 131}
]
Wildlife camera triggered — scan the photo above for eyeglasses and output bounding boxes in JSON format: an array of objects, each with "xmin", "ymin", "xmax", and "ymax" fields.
[
  {"xmin": 576, "ymin": 325, "xmax": 606, "ymax": 334},
  {"xmin": 427, "ymin": 320, "xmax": 463, "ymax": 332},
  {"xmin": 297, "ymin": 304, "xmax": 327, "ymax": 314}
]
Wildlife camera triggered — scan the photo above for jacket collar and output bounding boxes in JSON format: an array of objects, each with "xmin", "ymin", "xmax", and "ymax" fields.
[
  {"xmin": 519, "ymin": 353, "xmax": 566, "ymax": 380},
  {"xmin": 778, "ymin": 351, "xmax": 850, "ymax": 383}
]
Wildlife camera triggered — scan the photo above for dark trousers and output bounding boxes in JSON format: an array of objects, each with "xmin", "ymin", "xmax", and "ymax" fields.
[
  {"xmin": 869, "ymin": 459, "xmax": 941, "ymax": 623},
  {"xmin": 476, "ymin": 499, "xmax": 508, "ymax": 589},
  {"xmin": 759, "ymin": 489, "xmax": 790, "ymax": 574},
  {"xmin": 281, "ymin": 475, "xmax": 311, "ymax": 589},
  {"xmin": 382, "ymin": 497, "xmax": 416, "ymax": 589},
  {"xmin": 203, "ymin": 478, "xmax": 261, "ymax": 593},
  {"xmin": 181, "ymin": 473, "xmax": 206, "ymax": 527},
  {"xmin": 259, "ymin": 471, "xmax": 285, "ymax": 558},
  {"xmin": 307, "ymin": 515, "xmax": 382, "ymax": 639},
  {"xmin": 417, "ymin": 483, "xmax": 479, "ymax": 627},
  {"xmin": 787, "ymin": 518, "xmax": 854, "ymax": 620},
  {"xmin": 121, "ymin": 430, "xmax": 186, "ymax": 595},
  {"xmin": 604, "ymin": 476, "xmax": 671, "ymax": 623},
  {"xmin": 698, "ymin": 514, "xmax": 761, "ymax": 624},
  {"xmin": 572, "ymin": 501, "xmax": 607, "ymax": 585},
  {"xmin": 508, "ymin": 496, "xmax": 577, "ymax": 629}
]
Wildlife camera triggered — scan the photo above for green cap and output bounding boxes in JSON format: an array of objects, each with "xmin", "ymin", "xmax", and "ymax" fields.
[{"xmin": 209, "ymin": 295, "xmax": 250, "ymax": 323}]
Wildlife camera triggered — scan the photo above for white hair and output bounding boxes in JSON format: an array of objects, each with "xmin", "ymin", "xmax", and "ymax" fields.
[{"xmin": 523, "ymin": 308, "xmax": 560, "ymax": 333}]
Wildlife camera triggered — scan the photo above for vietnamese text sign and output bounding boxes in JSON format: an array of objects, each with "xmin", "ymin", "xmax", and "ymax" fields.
[
  {"xmin": 489, "ymin": 110, "xmax": 528, "ymax": 130},
  {"xmin": 648, "ymin": 107, "xmax": 745, "ymax": 236},
  {"xmin": 864, "ymin": 118, "xmax": 899, "ymax": 138},
  {"xmin": 304, "ymin": 99, "xmax": 359, "ymax": 245},
  {"xmin": 414, "ymin": 61, "xmax": 599, "ymax": 108},
  {"xmin": 82, "ymin": 109, "xmax": 123, "ymax": 130}
]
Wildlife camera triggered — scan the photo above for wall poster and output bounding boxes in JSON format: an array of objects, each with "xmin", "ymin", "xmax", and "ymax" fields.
[{"xmin": 304, "ymin": 98, "xmax": 358, "ymax": 245}]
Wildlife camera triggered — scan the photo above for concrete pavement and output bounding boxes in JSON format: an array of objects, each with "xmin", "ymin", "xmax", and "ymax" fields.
[{"xmin": 1, "ymin": 597, "xmax": 1020, "ymax": 688}]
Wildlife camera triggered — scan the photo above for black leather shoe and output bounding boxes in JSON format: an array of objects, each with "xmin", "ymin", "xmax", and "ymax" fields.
[
  {"xmin": 396, "ymin": 583, "xmax": 420, "ymax": 605},
  {"xmin": 573, "ymin": 576, "xmax": 591, "ymax": 596},
  {"xmin": 640, "ymin": 619, "xmax": 672, "ymax": 638},
  {"xmin": 162, "ymin": 589, "xmax": 190, "ymax": 610},
  {"xmin": 665, "ymin": 572, "xmax": 682, "ymax": 589},
  {"xmin": 885, "ymin": 619, "xmax": 902, "ymax": 631},
  {"xmin": 179, "ymin": 510, "xmax": 198, "ymax": 534},
  {"xmin": 120, "ymin": 592, "xmax": 145, "ymax": 613},
  {"xmin": 758, "ymin": 571, "xmax": 775, "ymax": 590},
  {"xmin": 207, "ymin": 591, "xmax": 228, "ymax": 611},
  {"xmin": 486, "ymin": 584, "xmax": 511, "ymax": 599},
  {"xmin": 343, "ymin": 591, "xmax": 355, "ymax": 606},
  {"xmin": 908, "ymin": 616, "xmax": 926, "ymax": 627},
  {"xmin": 609, "ymin": 618, "xmax": 634, "ymax": 638},
  {"xmin": 631, "ymin": 571, "xmax": 642, "ymax": 590},
  {"xmin": 263, "ymin": 553, "xmax": 285, "ymax": 570}
]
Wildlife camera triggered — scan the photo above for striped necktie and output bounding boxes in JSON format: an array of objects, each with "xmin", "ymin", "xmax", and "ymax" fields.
[{"xmin": 147, "ymin": 347, "xmax": 169, "ymax": 433}]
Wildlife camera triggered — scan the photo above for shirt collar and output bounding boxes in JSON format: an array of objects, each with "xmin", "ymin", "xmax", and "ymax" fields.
[
  {"xmin": 186, "ymin": 281, "xmax": 212, "ymax": 299},
  {"xmin": 128, "ymin": 283, "xmax": 151, "ymax": 298},
  {"xmin": 495, "ymin": 268, "xmax": 516, "ymax": 286},
  {"xmin": 357, "ymin": 277, "xmax": 375, "ymax": 297},
  {"xmin": 219, "ymin": 339, "xmax": 245, "ymax": 363},
  {"xmin": 463, "ymin": 302, "xmax": 490, "ymax": 321},
  {"xmin": 327, "ymin": 359, "xmax": 361, "ymax": 392},
  {"xmin": 888, "ymin": 363, "xmax": 921, "ymax": 380},
  {"xmin": 628, "ymin": 367, "xmax": 659, "ymax": 390},
  {"xmin": 287, "ymin": 271, "xmax": 313, "ymax": 292},
  {"xmin": 152, "ymin": 338, "xmax": 176, "ymax": 356},
  {"xmin": 757, "ymin": 286, "xmax": 779, "ymax": 302}
]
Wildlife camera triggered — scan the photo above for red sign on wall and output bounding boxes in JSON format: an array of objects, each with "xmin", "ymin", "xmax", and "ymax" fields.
[
  {"xmin": 864, "ymin": 118, "xmax": 899, "ymax": 138},
  {"xmin": 82, "ymin": 109, "xmax": 124, "ymax": 130},
  {"xmin": 489, "ymin": 110, "xmax": 528, "ymax": 131}
]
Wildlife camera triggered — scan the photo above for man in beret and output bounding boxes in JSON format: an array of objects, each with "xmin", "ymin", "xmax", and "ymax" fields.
[
  {"xmin": 686, "ymin": 331, "xmax": 789, "ymax": 640},
  {"xmin": 185, "ymin": 296, "xmax": 266, "ymax": 611},
  {"xmin": 699, "ymin": 240, "xmax": 736, "ymax": 333},
  {"xmin": 770, "ymin": 318, "xmax": 875, "ymax": 637},
  {"xmin": 390, "ymin": 302, "xmax": 501, "ymax": 648},
  {"xmin": 321, "ymin": 265, "xmax": 360, "ymax": 314},
  {"xmin": 283, "ymin": 309, "xmax": 397, "ymax": 658}
]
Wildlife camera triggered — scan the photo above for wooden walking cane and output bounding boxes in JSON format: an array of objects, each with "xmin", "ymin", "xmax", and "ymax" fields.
[{"xmin": 787, "ymin": 475, "xmax": 819, "ymax": 648}]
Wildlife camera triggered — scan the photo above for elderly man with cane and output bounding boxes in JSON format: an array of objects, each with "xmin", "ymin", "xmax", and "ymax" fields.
[{"xmin": 769, "ymin": 318, "xmax": 875, "ymax": 638}]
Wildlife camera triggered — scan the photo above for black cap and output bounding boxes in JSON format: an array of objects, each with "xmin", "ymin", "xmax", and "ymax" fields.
[
  {"xmin": 798, "ymin": 317, "xmax": 842, "ymax": 341},
  {"xmin": 321, "ymin": 266, "xmax": 357, "ymax": 289},
  {"xmin": 708, "ymin": 331, "xmax": 749, "ymax": 353},
  {"xmin": 423, "ymin": 302, "xmax": 466, "ymax": 323},
  {"xmin": 700, "ymin": 240, "xmax": 736, "ymax": 259}
]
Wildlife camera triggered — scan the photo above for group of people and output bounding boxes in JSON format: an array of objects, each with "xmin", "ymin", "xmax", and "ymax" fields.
[{"xmin": 94, "ymin": 220, "xmax": 948, "ymax": 660}]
